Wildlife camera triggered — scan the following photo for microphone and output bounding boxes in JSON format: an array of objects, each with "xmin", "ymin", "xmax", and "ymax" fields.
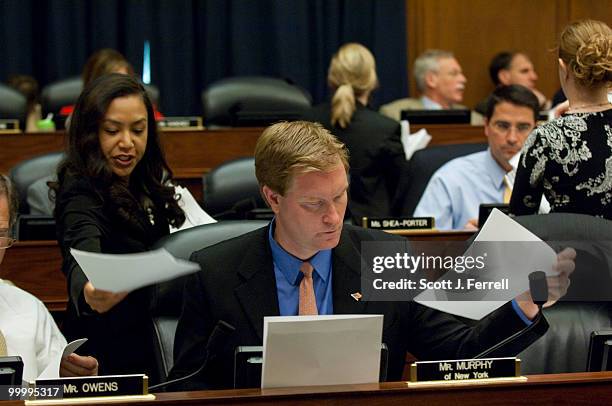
[
  {"xmin": 474, "ymin": 271, "xmax": 548, "ymax": 359},
  {"xmin": 529, "ymin": 271, "xmax": 548, "ymax": 308},
  {"xmin": 149, "ymin": 320, "xmax": 236, "ymax": 392}
]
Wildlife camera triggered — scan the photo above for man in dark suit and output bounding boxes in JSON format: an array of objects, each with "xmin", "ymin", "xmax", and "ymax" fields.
[{"xmin": 169, "ymin": 121, "xmax": 575, "ymax": 390}]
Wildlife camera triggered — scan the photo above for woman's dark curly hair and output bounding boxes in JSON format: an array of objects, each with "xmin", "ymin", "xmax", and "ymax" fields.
[{"xmin": 54, "ymin": 73, "xmax": 185, "ymax": 228}]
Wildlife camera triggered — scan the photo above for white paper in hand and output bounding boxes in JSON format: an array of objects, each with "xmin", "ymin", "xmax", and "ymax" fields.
[
  {"xmin": 415, "ymin": 209, "xmax": 557, "ymax": 320},
  {"xmin": 38, "ymin": 338, "xmax": 88, "ymax": 380},
  {"xmin": 70, "ymin": 248, "xmax": 200, "ymax": 293},
  {"xmin": 170, "ymin": 185, "xmax": 217, "ymax": 233},
  {"xmin": 261, "ymin": 314, "xmax": 383, "ymax": 388},
  {"xmin": 400, "ymin": 128, "xmax": 432, "ymax": 160}
]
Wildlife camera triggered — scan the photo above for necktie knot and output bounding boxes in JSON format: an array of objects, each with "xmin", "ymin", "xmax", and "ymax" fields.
[{"xmin": 300, "ymin": 261, "xmax": 314, "ymax": 279}]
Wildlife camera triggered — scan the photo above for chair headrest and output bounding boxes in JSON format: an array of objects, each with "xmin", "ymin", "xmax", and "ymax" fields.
[{"xmin": 202, "ymin": 76, "xmax": 312, "ymax": 126}]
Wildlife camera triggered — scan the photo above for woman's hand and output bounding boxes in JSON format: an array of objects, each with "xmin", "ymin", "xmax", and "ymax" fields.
[{"xmin": 83, "ymin": 282, "xmax": 128, "ymax": 313}]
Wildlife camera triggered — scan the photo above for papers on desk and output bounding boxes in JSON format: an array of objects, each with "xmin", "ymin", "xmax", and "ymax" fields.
[
  {"xmin": 400, "ymin": 120, "xmax": 432, "ymax": 160},
  {"xmin": 38, "ymin": 338, "xmax": 88, "ymax": 379},
  {"xmin": 415, "ymin": 209, "xmax": 557, "ymax": 320},
  {"xmin": 261, "ymin": 315, "xmax": 383, "ymax": 388},
  {"xmin": 70, "ymin": 248, "xmax": 200, "ymax": 293}
]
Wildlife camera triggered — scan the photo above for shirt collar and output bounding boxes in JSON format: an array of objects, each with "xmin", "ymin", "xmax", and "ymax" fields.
[
  {"xmin": 484, "ymin": 148, "xmax": 509, "ymax": 190},
  {"xmin": 421, "ymin": 96, "xmax": 443, "ymax": 110},
  {"xmin": 268, "ymin": 219, "xmax": 332, "ymax": 285}
]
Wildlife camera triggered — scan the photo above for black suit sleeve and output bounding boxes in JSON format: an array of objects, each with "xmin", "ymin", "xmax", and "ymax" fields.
[
  {"xmin": 168, "ymin": 254, "xmax": 216, "ymax": 390},
  {"xmin": 55, "ymin": 180, "xmax": 106, "ymax": 316},
  {"xmin": 404, "ymin": 301, "xmax": 548, "ymax": 361}
]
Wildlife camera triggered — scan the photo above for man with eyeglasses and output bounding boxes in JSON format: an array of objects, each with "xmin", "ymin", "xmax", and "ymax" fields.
[
  {"xmin": 413, "ymin": 85, "xmax": 539, "ymax": 230},
  {"xmin": 0, "ymin": 174, "xmax": 98, "ymax": 381}
]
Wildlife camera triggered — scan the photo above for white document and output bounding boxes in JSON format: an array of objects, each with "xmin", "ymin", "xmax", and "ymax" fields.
[
  {"xmin": 261, "ymin": 314, "xmax": 383, "ymax": 388},
  {"xmin": 415, "ymin": 209, "xmax": 557, "ymax": 320},
  {"xmin": 70, "ymin": 247, "xmax": 200, "ymax": 293},
  {"xmin": 400, "ymin": 120, "xmax": 432, "ymax": 160},
  {"xmin": 170, "ymin": 185, "xmax": 217, "ymax": 233},
  {"xmin": 38, "ymin": 338, "xmax": 88, "ymax": 380}
]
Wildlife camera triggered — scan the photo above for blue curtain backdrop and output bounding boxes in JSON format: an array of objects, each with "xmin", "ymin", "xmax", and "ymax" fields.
[{"xmin": 0, "ymin": 0, "xmax": 408, "ymax": 116}]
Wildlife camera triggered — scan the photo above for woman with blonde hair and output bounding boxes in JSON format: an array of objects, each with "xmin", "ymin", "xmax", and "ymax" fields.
[
  {"xmin": 303, "ymin": 43, "xmax": 405, "ymax": 223},
  {"xmin": 510, "ymin": 19, "xmax": 612, "ymax": 219}
]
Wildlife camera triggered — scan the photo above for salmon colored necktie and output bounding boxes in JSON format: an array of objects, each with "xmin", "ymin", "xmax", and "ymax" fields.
[{"xmin": 298, "ymin": 262, "xmax": 318, "ymax": 315}]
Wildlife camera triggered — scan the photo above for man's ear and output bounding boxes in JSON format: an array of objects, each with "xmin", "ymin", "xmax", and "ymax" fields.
[
  {"xmin": 483, "ymin": 117, "xmax": 491, "ymax": 139},
  {"xmin": 498, "ymin": 69, "xmax": 511, "ymax": 85},
  {"xmin": 424, "ymin": 70, "xmax": 438, "ymax": 89},
  {"xmin": 261, "ymin": 185, "xmax": 281, "ymax": 214}
]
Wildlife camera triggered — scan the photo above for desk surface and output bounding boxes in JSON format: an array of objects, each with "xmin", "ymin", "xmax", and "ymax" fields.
[{"xmin": 5, "ymin": 372, "xmax": 611, "ymax": 405}]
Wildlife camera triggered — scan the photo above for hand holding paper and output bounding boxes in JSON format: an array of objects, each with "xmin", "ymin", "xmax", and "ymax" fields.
[
  {"xmin": 38, "ymin": 338, "xmax": 89, "ymax": 380},
  {"xmin": 70, "ymin": 247, "xmax": 200, "ymax": 293},
  {"xmin": 84, "ymin": 281, "xmax": 128, "ymax": 313},
  {"xmin": 515, "ymin": 247, "xmax": 576, "ymax": 319}
]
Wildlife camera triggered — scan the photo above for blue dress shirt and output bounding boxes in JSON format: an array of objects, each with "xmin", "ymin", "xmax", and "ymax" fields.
[
  {"xmin": 268, "ymin": 221, "xmax": 334, "ymax": 316},
  {"xmin": 414, "ymin": 150, "xmax": 507, "ymax": 230}
]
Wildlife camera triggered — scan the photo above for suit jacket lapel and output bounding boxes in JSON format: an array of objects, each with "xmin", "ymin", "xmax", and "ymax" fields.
[
  {"xmin": 332, "ymin": 228, "xmax": 368, "ymax": 315},
  {"xmin": 234, "ymin": 227, "xmax": 280, "ymax": 341}
]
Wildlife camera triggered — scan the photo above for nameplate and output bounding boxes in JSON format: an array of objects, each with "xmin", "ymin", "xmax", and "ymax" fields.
[
  {"xmin": 0, "ymin": 119, "xmax": 20, "ymax": 133},
  {"xmin": 34, "ymin": 374, "xmax": 147, "ymax": 399},
  {"xmin": 362, "ymin": 217, "xmax": 434, "ymax": 230},
  {"xmin": 157, "ymin": 116, "xmax": 204, "ymax": 130},
  {"xmin": 409, "ymin": 357, "xmax": 519, "ymax": 383}
]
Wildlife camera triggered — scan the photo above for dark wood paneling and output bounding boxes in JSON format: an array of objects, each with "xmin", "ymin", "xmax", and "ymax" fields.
[
  {"xmin": 1, "ymin": 240, "xmax": 65, "ymax": 312},
  {"xmin": 405, "ymin": 0, "xmax": 612, "ymax": 109}
]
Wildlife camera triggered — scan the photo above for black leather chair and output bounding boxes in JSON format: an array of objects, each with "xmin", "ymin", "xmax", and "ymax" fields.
[
  {"xmin": 201, "ymin": 76, "xmax": 312, "ymax": 127},
  {"xmin": 9, "ymin": 151, "xmax": 64, "ymax": 214},
  {"xmin": 393, "ymin": 143, "xmax": 488, "ymax": 216},
  {"xmin": 41, "ymin": 76, "xmax": 161, "ymax": 128},
  {"xmin": 202, "ymin": 157, "xmax": 271, "ymax": 219},
  {"xmin": 0, "ymin": 83, "xmax": 27, "ymax": 123},
  {"xmin": 149, "ymin": 220, "xmax": 269, "ymax": 382},
  {"xmin": 508, "ymin": 213, "xmax": 612, "ymax": 373},
  {"xmin": 40, "ymin": 76, "xmax": 83, "ymax": 119}
]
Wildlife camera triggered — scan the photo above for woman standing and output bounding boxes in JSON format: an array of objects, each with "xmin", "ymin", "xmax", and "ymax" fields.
[
  {"xmin": 53, "ymin": 74, "xmax": 185, "ymax": 378},
  {"xmin": 510, "ymin": 20, "xmax": 612, "ymax": 218},
  {"xmin": 302, "ymin": 43, "xmax": 406, "ymax": 223}
]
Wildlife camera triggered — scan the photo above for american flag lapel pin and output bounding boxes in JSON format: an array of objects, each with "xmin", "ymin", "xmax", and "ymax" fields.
[{"xmin": 351, "ymin": 292, "xmax": 362, "ymax": 301}]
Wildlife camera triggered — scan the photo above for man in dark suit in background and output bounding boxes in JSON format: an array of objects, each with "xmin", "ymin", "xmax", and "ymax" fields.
[{"xmin": 169, "ymin": 121, "xmax": 575, "ymax": 390}]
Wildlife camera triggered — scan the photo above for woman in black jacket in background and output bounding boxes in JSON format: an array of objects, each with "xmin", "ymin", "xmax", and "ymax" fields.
[{"xmin": 53, "ymin": 74, "xmax": 185, "ymax": 379}]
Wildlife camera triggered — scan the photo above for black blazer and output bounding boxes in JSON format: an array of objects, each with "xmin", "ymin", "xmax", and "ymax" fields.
[
  {"xmin": 55, "ymin": 174, "xmax": 170, "ymax": 379},
  {"xmin": 301, "ymin": 103, "xmax": 407, "ymax": 223},
  {"xmin": 170, "ymin": 224, "xmax": 547, "ymax": 389}
]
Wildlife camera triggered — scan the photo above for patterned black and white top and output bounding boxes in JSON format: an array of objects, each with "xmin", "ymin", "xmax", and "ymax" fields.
[{"xmin": 510, "ymin": 109, "xmax": 612, "ymax": 219}]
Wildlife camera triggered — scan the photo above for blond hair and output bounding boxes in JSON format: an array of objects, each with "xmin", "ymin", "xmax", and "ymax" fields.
[
  {"xmin": 559, "ymin": 19, "xmax": 612, "ymax": 88},
  {"xmin": 327, "ymin": 43, "xmax": 378, "ymax": 129},
  {"xmin": 254, "ymin": 121, "xmax": 349, "ymax": 195}
]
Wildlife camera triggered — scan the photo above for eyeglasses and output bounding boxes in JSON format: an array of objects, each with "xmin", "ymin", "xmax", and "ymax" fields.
[
  {"xmin": 492, "ymin": 121, "xmax": 533, "ymax": 135},
  {"xmin": 0, "ymin": 237, "xmax": 16, "ymax": 249}
]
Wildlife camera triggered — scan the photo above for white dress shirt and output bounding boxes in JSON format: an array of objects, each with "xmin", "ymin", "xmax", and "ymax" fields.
[{"xmin": 0, "ymin": 280, "xmax": 66, "ymax": 381}]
